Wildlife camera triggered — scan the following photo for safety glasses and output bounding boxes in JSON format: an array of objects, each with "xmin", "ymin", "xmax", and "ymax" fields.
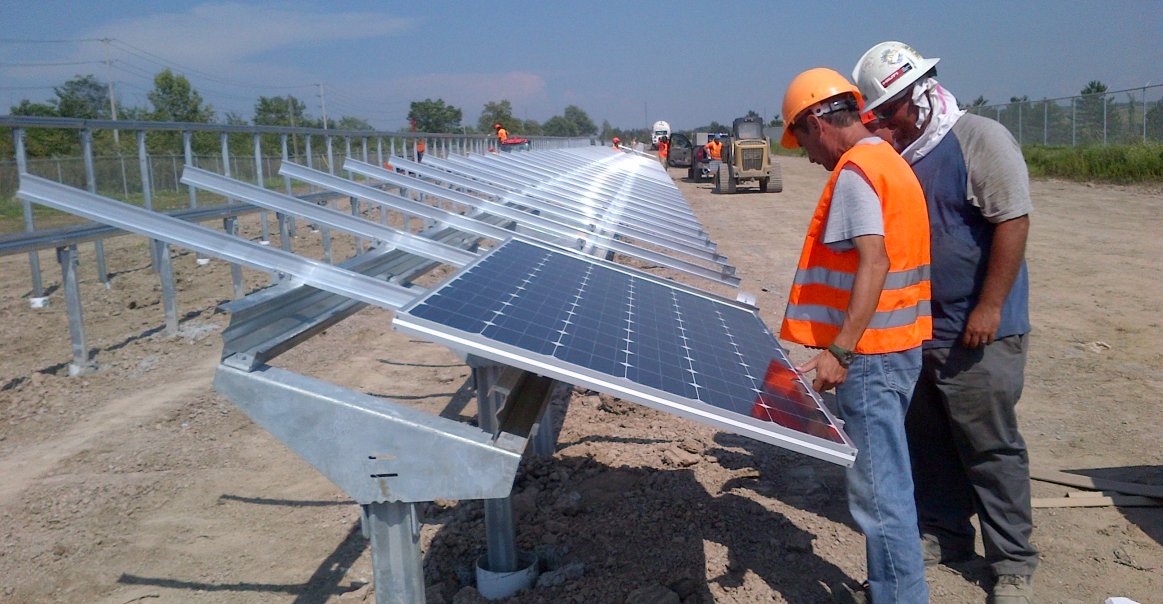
[{"xmin": 872, "ymin": 90, "xmax": 911, "ymax": 122}]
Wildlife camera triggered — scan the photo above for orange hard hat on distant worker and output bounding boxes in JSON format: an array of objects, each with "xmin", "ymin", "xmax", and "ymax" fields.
[
  {"xmin": 780, "ymin": 67, "xmax": 862, "ymax": 149},
  {"xmin": 613, "ymin": 137, "xmax": 620, "ymax": 144},
  {"xmin": 494, "ymin": 123, "xmax": 502, "ymax": 129}
]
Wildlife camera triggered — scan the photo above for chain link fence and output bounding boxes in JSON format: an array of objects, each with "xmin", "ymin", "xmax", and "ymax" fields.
[
  {"xmin": 1, "ymin": 153, "xmax": 347, "ymax": 210},
  {"xmin": 965, "ymin": 83, "xmax": 1163, "ymax": 146}
]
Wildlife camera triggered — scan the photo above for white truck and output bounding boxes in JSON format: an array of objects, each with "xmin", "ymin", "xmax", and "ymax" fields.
[{"xmin": 650, "ymin": 120, "xmax": 671, "ymax": 149}]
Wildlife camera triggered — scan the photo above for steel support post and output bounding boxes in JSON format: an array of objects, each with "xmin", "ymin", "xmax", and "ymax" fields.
[
  {"xmin": 81, "ymin": 129, "xmax": 110, "ymax": 287},
  {"xmin": 474, "ymin": 366, "xmax": 519, "ymax": 573},
  {"xmin": 137, "ymin": 131, "xmax": 160, "ymax": 272},
  {"xmin": 153, "ymin": 240, "xmax": 179, "ymax": 335},
  {"xmin": 220, "ymin": 133, "xmax": 245, "ymax": 298},
  {"xmin": 346, "ymin": 136, "xmax": 365, "ymax": 254},
  {"xmin": 253, "ymin": 134, "xmax": 271, "ymax": 243},
  {"xmin": 57, "ymin": 245, "xmax": 93, "ymax": 376},
  {"xmin": 13, "ymin": 128, "xmax": 45, "ymax": 302},
  {"xmin": 279, "ymin": 134, "xmax": 295, "ymax": 247},
  {"xmin": 366, "ymin": 501, "xmax": 425, "ymax": 604}
]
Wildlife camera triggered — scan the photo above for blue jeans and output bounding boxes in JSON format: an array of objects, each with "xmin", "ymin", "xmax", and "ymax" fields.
[{"xmin": 835, "ymin": 347, "xmax": 928, "ymax": 604}]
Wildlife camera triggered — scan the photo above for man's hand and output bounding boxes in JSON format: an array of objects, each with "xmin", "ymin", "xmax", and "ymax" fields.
[
  {"xmin": 962, "ymin": 302, "xmax": 1001, "ymax": 348},
  {"xmin": 797, "ymin": 350, "xmax": 848, "ymax": 392}
]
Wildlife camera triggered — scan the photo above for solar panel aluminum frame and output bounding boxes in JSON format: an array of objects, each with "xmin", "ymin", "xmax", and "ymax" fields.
[
  {"xmin": 392, "ymin": 237, "xmax": 857, "ymax": 467},
  {"xmin": 490, "ymin": 149, "xmax": 698, "ymax": 217},
  {"xmin": 349, "ymin": 157, "xmax": 724, "ymax": 265},
  {"xmin": 432, "ymin": 155, "xmax": 708, "ymax": 241},
  {"xmin": 481, "ymin": 151, "xmax": 698, "ymax": 220},
  {"xmin": 281, "ymin": 162, "xmax": 741, "ymax": 289}
]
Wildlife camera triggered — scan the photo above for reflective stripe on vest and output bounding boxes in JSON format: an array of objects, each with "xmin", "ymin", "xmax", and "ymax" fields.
[
  {"xmin": 792, "ymin": 264, "xmax": 931, "ymax": 291},
  {"xmin": 780, "ymin": 140, "xmax": 932, "ymax": 354}
]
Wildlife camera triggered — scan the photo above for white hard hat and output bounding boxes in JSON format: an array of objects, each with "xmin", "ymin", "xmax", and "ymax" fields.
[{"xmin": 852, "ymin": 41, "xmax": 940, "ymax": 113}]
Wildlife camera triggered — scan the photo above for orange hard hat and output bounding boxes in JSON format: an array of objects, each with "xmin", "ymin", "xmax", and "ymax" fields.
[
  {"xmin": 494, "ymin": 123, "xmax": 502, "ymax": 129},
  {"xmin": 613, "ymin": 137, "xmax": 620, "ymax": 143},
  {"xmin": 780, "ymin": 67, "xmax": 861, "ymax": 149}
]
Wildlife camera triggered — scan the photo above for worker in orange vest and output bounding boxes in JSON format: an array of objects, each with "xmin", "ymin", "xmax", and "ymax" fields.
[
  {"xmin": 779, "ymin": 67, "xmax": 932, "ymax": 604},
  {"xmin": 416, "ymin": 138, "xmax": 426, "ymax": 162},
  {"xmin": 707, "ymin": 135, "xmax": 723, "ymax": 160},
  {"xmin": 612, "ymin": 136, "xmax": 621, "ymax": 150},
  {"xmin": 494, "ymin": 123, "xmax": 509, "ymax": 144},
  {"xmin": 657, "ymin": 135, "xmax": 669, "ymax": 168}
]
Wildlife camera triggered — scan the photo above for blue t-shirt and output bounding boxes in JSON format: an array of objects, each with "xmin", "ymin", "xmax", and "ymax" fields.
[{"xmin": 909, "ymin": 113, "xmax": 1032, "ymax": 348}]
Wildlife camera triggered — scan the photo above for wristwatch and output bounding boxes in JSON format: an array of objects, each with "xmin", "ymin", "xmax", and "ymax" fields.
[{"xmin": 827, "ymin": 343, "xmax": 855, "ymax": 368}]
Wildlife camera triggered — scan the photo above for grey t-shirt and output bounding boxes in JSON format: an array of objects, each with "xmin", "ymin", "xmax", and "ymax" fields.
[
  {"xmin": 952, "ymin": 113, "xmax": 1034, "ymax": 222},
  {"xmin": 823, "ymin": 139, "xmax": 885, "ymax": 252}
]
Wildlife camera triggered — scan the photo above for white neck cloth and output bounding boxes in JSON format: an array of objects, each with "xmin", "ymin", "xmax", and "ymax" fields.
[{"xmin": 900, "ymin": 77, "xmax": 965, "ymax": 164}]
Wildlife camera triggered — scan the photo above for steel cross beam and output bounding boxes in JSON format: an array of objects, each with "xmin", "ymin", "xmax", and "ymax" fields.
[
  {"xmin": 16, "ymin": 175, "xmax": 418, "ymax": 310},
  {"xmin": 179, "ymin": 167, "xmax": 477, "ymax": 269}
]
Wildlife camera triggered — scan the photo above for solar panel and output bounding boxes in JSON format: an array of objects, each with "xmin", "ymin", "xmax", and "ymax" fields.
[{"xmin": 393, "ymin": 238, "xmax": 856, "ymax": 466}]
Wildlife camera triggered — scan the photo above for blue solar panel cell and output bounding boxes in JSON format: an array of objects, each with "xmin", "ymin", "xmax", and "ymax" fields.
[{"xmin": 399, "ymin": 238, "xmax": 854, "ymax": 463}]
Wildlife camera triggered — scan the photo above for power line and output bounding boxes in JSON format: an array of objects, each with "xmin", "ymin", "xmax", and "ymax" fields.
[
  {"xmin": 108, "ymin": 38, "xmax": 313, "ymax": 91},
  {"xmin": 0, "ymin": 38, "xmax": 104, "ymax": 44},
  {"xmin": 0, "ymin": 60, "xmax": 105, "ymax": 67}
]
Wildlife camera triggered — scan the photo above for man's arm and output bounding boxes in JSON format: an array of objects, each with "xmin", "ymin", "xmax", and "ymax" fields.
[
  {"xmin": 798, "ymin": 234, "xmax": 889, "ymax": 392},
  {"xmin": 962, "ymin": 215, "xmax": 1029, "ymax": 348}
]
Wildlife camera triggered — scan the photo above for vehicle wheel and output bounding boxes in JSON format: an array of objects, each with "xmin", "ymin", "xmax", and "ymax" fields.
[
  {"xmin": 769, "ymin": 162, "xmax": 783, "ymax": 193},
  {"xmin": 759, "ymin": 177, "xmax": 769, "ymax": 193},
  {"xmin": 719, "ymin": 164, "xmax": 736, "ymax": 194}
]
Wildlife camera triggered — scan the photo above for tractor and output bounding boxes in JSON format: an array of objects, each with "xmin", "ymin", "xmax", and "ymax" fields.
[{"xmin": 714, "ymin": 116, "xmax": 782, "ymax": 194}]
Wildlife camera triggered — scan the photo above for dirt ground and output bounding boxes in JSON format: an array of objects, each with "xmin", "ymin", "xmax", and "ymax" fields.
[{"xmin": 0, "ymin": 154, "xmax": 1160, "ymax": 603}]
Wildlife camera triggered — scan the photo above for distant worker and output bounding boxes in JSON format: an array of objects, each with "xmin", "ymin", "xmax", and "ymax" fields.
[
  {"xmin": 779, "ymin": 67, "xmax": 932, "ymax": 604},
  {"xmin": 707, "ymin": 135, "xmax": 723, "ymax": 161},
  {"xmin": 612, "ymin": 136, "xmax": 621, "ymax": 150},
  {"xmin": 416, "ymin": 138, "xmax": 426, "ymax": 162},
  {"xmin": 854, "ymin": 41, "xmax": 1037, "ymax": 604},
  {"xmin": 657, "ymin": 135, "xmax": 669, "ymax": 168},
  {"xmin": 494, "ymin": 123, "xmax": 509, "ymax": 145}
]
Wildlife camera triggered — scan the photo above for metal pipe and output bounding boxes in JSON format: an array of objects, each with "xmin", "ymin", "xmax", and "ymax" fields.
[
  {"xmin": 81, "ymin": 129, "xmax": 110, "ymax": 286},
  {"xmin": 14, "ymin": 128, "xmax": 45, "ymax": 301}
]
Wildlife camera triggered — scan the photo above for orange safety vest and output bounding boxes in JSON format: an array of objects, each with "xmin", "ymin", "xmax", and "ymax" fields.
[
  {"xmin": 416, "ymin": 139, "xmax": 426, "ymax": 153},
  {"xmin": 658, "ymin": 140, "xmax": 668, "ymax": 158},
  {"xmin": 780, "ymin": 140, "xmax": 932, "ymax": 354},
  {"xmin": 497, "ymin": 128, "xmax": 509, "ymax": 143},
  {"xmin": 708, "ymin": 140, "xmax": 722, "ymax": 160}
]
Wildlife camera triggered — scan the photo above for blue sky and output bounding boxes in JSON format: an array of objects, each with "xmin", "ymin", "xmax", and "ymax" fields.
[{"xmin": 2, "ymin": 1, "xmax": 1160, "ymax": 131}]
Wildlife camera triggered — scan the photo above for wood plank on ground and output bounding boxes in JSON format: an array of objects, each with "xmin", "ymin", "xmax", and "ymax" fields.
[{"xmin": 1030, "ymin": 467, "xmax": 1163, "ymax": 499}]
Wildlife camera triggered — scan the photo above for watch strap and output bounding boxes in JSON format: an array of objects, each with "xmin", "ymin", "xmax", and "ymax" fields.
[{"xmin": 827, "ymin": 343, "xmax": 855, "ymax": 368}]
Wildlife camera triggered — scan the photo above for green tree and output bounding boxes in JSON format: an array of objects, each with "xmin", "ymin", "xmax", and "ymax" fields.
[
  {"xmin": 254, "ymin": 95, "xmax": 307, "ymax": 127},
  {"xmin": 335, "ymin": 116, "xmax": 373, "ymax": 130},
  {"xmin": 146, "ymin": 69, "xmax": 215, "ymax": 153},
  {"xmin": 7, "ymin": 99, "xmax": 74, "ymax": 157},
  {"xmin": 541, "ymin": 115, "xmax": 578, "ymax": 137},
  {"xmin": 55, "ymin": 74, "xmax": 109, "ymax": 119},
  {"xmin": 1077, "ymin": 80, "xmax": 1108, "ymax": 144},
  {"xmin": 1146, "ymin": 95, "xmax": 1163, "ymax": 142},
  {"xmin": 963, "ymin": 95, "xmax": 990, "ymax": 111},
  {"xmin": 478, "ymin": 100, "xmax": 515, "ymax": 132},
  {"xmin": 407, "ymin": 98, "xmax": 462, "ymax": 133},
  {"xmin": 562, "ymin": 105, "xmax": 596, "ymax": 136},
  {"xmin": 253, "ymin": 95, "xmax": 309, "ymax": 157},
  {"xmin": 148, "ymin": 69, "xmax": 215, "ymax": 123},
  {"xmin": 599, "ymin": 119, "xmax": 615, "ymax": 141},
  {"xmin": 521, "ymin": 119, "xmax": 542, "ymax": 136}
]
